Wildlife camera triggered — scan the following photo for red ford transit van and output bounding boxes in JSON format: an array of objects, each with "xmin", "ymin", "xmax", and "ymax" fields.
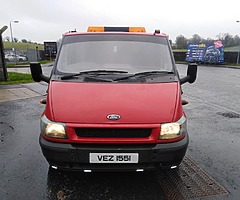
[{"xmin": 30, "ymin": 27, "xmax": 197, "ymax": 172}]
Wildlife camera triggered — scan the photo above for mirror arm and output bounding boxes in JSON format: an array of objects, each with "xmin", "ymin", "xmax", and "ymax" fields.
[
  {"xmin": 180, "ymin": 76, "xmax": 190, "ymax": 85},
  {"xmin": 30, "ymin": 62, "xmax": 50, "ymax": 83},
  {"xmin": 40, "ymin": 74, "xmax": 50, "ymax": 83},
  {"xmin": 180, "ymin": 63, "xmax": 198, "ymax": 85}
]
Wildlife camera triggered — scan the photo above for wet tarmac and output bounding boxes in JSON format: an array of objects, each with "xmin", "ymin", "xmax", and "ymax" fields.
[{"xmin": 0, "ymin": 64, "xmax": 240, "ymax": 199}]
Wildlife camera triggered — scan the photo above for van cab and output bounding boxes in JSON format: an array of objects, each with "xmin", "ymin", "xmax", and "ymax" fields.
[{"xmin": 30, "ymin": 26, "xmax": 197, "ymax": 172}]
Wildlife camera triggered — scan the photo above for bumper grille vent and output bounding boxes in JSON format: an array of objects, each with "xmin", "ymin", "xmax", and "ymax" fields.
[{"xmin": 75, "ymin": 128, "xmax": 152, "ymax": 138}]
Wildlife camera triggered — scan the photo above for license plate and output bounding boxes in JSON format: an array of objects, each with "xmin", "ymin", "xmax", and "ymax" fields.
[{"xmin": 89, "ymin": 153, "xmax": 139, "ymax": 163}]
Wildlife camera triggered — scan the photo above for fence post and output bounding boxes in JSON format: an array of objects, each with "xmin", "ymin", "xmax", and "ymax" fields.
[{"xmin": 0, "ymin": 26, "xmax": 8, "ymax": 81}]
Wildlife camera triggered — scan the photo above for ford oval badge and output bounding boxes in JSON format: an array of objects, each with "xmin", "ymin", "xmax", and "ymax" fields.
[{"xmin": 107, "ymin": 114, "xmax": 121, "ymax": 120}]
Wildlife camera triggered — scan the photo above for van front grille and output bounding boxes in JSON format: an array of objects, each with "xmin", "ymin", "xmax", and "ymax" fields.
[{"xmin": 75, "ymin": 128, "xmax": 152, "ymax": 138}]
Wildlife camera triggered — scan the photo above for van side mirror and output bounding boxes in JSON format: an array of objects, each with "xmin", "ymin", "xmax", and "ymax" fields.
[
  {"xmin": 180, "ymin": 63, "xmax": 198, "ymax": 85},
  {"xmin": 30, "ymin": 62, "xmax": 50, "ymax": 83}
]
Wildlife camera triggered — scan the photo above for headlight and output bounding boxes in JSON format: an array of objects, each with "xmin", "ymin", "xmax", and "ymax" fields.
[
  {"xmin": 41, "ymin": 115, "xmax": 67, "ymax": 139},
  {"xmin": 159, "ymin": 115, "xmax": 187, "ymax": 139}
]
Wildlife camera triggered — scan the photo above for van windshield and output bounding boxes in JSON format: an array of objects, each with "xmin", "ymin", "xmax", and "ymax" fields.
[{"xmin": 56, "ymin": 34, "xmax": 174, "ymax": 74}]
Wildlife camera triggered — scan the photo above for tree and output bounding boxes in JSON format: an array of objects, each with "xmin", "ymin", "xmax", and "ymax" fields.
[
  {"xmin": 223, "ymin": 33, "xmax": 234, "ymax": 47},
  {"xmin": 216, "ymin": 33, "xmax": 236, "ymax": 47},
  {"xmin": 189, "ymin": 34, "xmax": 202, "ymax": 44},
  {"xmin": 233, "ymin": 35, "xmax": 240, "ymax": 46},
  {"xmin": 4, "ymin": 36, "xmax": 10, "ymax": 42},
  {"xmin": 201, "ymin": 38, "xmax": 214, "ymax": 44},
  {"xmin": 21, "ymin": 39, "xmax": 28, "ymax": 43},
  {"xmin": 216, "ymin": 33, "xmax": 225, "ymax": 40},
  {"xmin": 175, "ymin": 35, "xmax": 188, "ymax": 49},
  {"xmin": 14, "ymin": 37, "xmax": 18, "ymax": 42}
]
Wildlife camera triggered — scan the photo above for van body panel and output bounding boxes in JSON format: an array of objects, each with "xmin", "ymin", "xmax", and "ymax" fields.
[{"xmin": 47, "ymin": 81, "xmax": 181, "ymax": 124}]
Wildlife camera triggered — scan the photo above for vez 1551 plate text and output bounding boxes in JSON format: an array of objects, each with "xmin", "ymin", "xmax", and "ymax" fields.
[{"xmin": 90, "ymin": 153, "xmax": 139, "ymax": 163}]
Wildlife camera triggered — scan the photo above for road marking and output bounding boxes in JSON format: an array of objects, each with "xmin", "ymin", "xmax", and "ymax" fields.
[
  {"xmin": 185, "ymin": 95, "xmax": 240, "ymax": 115},
  {"xmin": 230, "ymin": 74, "xmax": 240, "ymax": 77}
]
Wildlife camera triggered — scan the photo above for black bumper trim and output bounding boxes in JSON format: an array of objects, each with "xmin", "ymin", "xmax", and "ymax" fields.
[{"xmin": 39, "ymin": 135, "xmax": 189, "ymax": 171}]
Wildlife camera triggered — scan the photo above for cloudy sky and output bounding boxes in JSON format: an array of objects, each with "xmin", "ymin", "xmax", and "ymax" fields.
[{"xmin": 1, "ymin": 0, "xmax": 240, "ymax": 43}]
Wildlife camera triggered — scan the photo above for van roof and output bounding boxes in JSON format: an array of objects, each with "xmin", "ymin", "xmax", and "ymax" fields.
[{"xmin": 63, "ymin": 26, "xmax": 168, "ymax": 38}]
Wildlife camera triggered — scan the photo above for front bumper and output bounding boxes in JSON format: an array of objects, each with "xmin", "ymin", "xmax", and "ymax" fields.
[{"xmin": 39, "ymin": 135, "xmax": 189, "ymax": 171}]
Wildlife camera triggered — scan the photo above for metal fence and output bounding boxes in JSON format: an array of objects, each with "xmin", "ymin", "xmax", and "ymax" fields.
[{"xmin": 4, "ymin": 48, "xmax": 45, "ymax": 63}]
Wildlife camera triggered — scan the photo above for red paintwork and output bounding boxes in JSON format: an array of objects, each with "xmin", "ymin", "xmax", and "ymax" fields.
[
  {"xmin": 47, "ymin": 81, "xmax": 182, "ymax": 124},
  {"xmin": 43, "ymin": 81, "xmax": 184, "ymax": 144}
]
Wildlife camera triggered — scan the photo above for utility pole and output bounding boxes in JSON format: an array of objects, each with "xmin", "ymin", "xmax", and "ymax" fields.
[
  {"xmin": 9, "ymin": 20, "xmax": 19, "ymax": 64},
  {"xmin": 236, "ymin": 21, "xmax": 240, "ymax": 65}
]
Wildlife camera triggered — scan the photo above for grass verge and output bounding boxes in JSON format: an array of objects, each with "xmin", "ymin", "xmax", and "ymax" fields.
[
  {"xmin": 3, "ymin": 42, "xmax": 44, "ymax": 50},
  {"xmin": 0, "ymin": 72, "xmax": 33, "ymax": 85}
]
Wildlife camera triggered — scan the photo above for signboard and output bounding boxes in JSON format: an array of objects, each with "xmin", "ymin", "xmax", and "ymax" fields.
[
  {"xmin": 186, "ymin": 41, "xmax": 224, "ymax": 64},
  {"xmin": 44, "ymin": 42, "xmax": 57, "ymax": 60}
]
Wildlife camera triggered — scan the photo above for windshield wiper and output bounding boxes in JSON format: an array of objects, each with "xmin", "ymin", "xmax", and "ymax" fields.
[
  {"xmin": 61, "ymin": 70, "xmax": 128, "ymax": 80},
  {"xmin": 134, "ymin": 70, "xmax": 173, "ymax": 76},
  {"xmin": 115, "ymin": 71, "xmax": 174, "ymax": 81}
]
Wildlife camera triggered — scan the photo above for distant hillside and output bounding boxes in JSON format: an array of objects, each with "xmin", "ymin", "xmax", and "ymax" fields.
[{"xmin": 3, "ymin": 42, "xmax": 44, "ymax": 51}]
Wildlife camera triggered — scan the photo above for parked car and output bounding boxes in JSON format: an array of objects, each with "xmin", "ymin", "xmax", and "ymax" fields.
[{"xmin": 5, "ymin": 54, "xmax": 27, "ymax": 62}]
